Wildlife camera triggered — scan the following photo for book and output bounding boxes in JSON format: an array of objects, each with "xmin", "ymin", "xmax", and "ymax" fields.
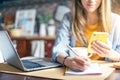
[
  {"xmin": 31, "ymin": 40, "xmax": 45, "ymax": 58},
  {"xmin": 111, "ymin": 62, "xmax": 120, "ymax": 69},
  {"xmin": 65, "ymin": 63, "xmax": 102, "ymax": 75},
  {"xmin": 0, "ymin": 50, "xmax": 4, "ymax": 63},
  {"xmin": 88, "ymin": 32, "xmax": 109, "ymax": 54}
]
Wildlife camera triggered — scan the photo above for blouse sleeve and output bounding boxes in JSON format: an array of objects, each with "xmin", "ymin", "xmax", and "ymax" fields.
[
  {"xmin": 110, "ymin": 13, "xmax": 120, "ymax": 53},
  {"xmin": 52, "ymin": 13, "xmax": 72, "ymax": 62},
  {"xmin": 106, "ymin": 13, "xmax": 120, "ymax": 61}
]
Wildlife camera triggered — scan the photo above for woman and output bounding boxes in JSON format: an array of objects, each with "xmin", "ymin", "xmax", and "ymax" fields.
[{"xmin": 52, "ymin": 0, "xmax": 120, "ymax": 71}]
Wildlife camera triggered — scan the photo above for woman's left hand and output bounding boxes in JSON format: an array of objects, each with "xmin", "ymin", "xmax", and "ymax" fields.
[{"xmin": 91, "ymin": 41, "xmax": 112, "ymax": 58}]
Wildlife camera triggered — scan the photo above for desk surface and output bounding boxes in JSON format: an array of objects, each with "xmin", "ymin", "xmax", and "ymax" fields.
[
  {"xmin": 0, "ymin": 72, "xmax": 57, "ymax": 80},
  {"xmin": 1, "ymin": 69, "xmax": 120, "ymax": 80},
  {"xmin": 0, "ymin": 61, "xmax": 117, "ymax": 80},
  {"xmin": 105, "ymin": 69, "xmax": 120, "ymax": 80}
]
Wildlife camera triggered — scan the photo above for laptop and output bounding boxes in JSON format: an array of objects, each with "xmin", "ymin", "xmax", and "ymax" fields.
[{"xmin": 0, "ymin": 31, "xmax": 62, "ymax": 71}]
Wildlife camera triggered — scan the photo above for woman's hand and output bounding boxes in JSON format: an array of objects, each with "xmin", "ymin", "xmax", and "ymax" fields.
[
  {"xmin": 65, "ymin": 56, "xmax": 91, "ymax": 71},
  {"xmin": 91, "ymin": 41, "xmax": 112, "ymax": 58},
  {"xmin": 91, "ymin": 41, "xmax": 120, "ymax": 62}
]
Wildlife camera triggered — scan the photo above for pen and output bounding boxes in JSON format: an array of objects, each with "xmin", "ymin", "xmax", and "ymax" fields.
[
  {"xmin": 66, "ymin": 44, "xmax": 79, "ymax": 56},
  {"xmin": 66, "ymin": 44, "xmax": 92, "ymax": 58}
]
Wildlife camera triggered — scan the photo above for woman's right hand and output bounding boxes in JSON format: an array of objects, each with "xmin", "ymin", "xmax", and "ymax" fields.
[{"xmin": 64, "ymin": 56, "xmax": 91, "ymax": 71}]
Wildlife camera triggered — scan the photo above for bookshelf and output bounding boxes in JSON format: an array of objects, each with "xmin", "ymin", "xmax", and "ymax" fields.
[{"xmin": 11, "ymin": 36, "xmax": 56, "ymax": 58}]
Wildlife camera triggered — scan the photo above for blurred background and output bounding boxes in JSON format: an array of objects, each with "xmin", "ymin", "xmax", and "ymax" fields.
[
  {"xmin": 0, "ymin": 0, "xmax": 120, "ymax": 32},
  {"xmin": 0, "ymin": 0, "xmax": 119, "ymax": 30},
  {"xmin": 0, "ymin": 0, "xmax": 120, "ymax": 59}
]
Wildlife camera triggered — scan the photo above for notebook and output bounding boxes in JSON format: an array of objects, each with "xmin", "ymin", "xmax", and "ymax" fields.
[
  {"xmin": 65, "ymin": 63, "xmax": 102, "ymax": 75},
  {"xmin": 0, "ymin": 31, "xmax": 61, "ymax": 71}
]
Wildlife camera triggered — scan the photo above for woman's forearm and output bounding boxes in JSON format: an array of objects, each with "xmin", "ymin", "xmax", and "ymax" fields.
[{"xmin": 108, "ymin": 50, "xmax": 120, "ymax": 61}]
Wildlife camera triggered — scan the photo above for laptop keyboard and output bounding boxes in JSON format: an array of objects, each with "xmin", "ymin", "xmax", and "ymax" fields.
[{"xmin": 22, "ymin": 60, "xmax": 45, "ymax": 69}]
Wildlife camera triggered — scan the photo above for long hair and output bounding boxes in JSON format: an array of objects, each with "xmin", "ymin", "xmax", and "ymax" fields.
[{"xmin": 72, "ymin": 0, "xmax": 111, "ymax": 47}]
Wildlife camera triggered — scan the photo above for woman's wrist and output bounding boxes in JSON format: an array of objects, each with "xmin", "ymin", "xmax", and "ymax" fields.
[
  {"xmin": 56, "ymin": 54, "xmax": 71, "ymax": 66},
  {"xmin": 64, "ymin": 56, "xmax": 73, "ymax": 67},
  {"xmin": 62, "ymin": 56, "xmax": 69, "ymax": 66},
  {"xmin": 108, "ymin": 50, "xmax": 120, "ymax": 61}
]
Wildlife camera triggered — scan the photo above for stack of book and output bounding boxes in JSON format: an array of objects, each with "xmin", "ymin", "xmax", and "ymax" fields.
[{"xmin": 31, "ymin": 40, "xmax": 45, "ymax": 58}]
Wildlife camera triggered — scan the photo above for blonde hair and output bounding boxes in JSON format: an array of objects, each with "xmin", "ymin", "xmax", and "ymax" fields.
[{"xmin": 72, "ymin": 0, "xmax": 111, "ymax": 47}]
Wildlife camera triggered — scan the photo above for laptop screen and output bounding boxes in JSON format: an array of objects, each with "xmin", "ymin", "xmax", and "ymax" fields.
[{"xmin": 0, "ymin": 31, "xmax": 24, "ymax": 70}]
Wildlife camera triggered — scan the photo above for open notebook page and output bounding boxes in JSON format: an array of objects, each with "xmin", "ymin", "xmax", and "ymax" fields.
[{"xmin": 65, "ymin": 63, "xmax": 102, "ymax": 75}]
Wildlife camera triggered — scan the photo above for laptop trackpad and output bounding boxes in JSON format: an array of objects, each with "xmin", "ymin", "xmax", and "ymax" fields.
[
  {"xmin": 21, "ymin": 56, "xmax": 61, "ymax": 68},
  {"xmin": 22, "ymin": 60, "xmax": 45, "ymax": 69}
]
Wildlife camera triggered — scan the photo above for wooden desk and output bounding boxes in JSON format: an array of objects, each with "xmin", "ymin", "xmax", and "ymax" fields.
[
  {"xmin": 105, "ymin": 69, "xmax": 120, "ymax": 80},
  {"xmin": 11, "ymin": 36, "xmax": 56, "ymax": 58},
  {"xmin": 0, "ymin": 60, "xmax": 116, "ymax": 80},
  {"xmin": 0, "ymin": 69, "xmax": 120, "ymax": 80},
  {"xmin": 0, "ymin": 72, "xmax": 57, "ymax": 80}
]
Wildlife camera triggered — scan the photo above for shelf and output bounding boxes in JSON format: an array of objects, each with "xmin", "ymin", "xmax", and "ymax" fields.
[
  {"xmin": 9, "ymin": 30, "xmax": 56, "ymax": 57},
  {"xmin": 11, "ymin": 36, "xmax": 56, "ymax": 41},
  {"xmin": 10, "ymin": 35, "xmax": 55, "ymax": 58}
]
